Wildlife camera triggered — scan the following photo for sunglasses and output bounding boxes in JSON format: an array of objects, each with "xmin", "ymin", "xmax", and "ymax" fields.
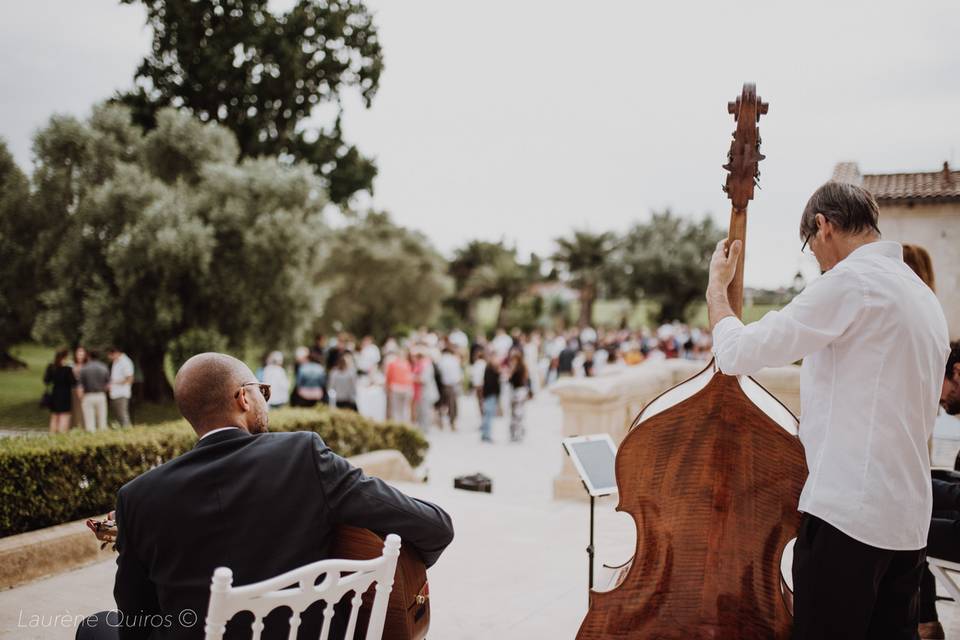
[
  {"xmin": 235, "ymin": 382, "xmax": 271, "ymax": 403},
  {"xmin": 802, "ymin": 216, "xmax": 881, "ymax": 255}
]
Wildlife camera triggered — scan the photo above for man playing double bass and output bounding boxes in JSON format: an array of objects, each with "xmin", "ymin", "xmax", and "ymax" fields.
[{"xmin": 706, "ymin": 180, "xmax": 949, "ymax": 640}]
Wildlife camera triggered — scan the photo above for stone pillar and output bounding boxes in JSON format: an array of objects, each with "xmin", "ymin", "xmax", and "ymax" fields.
[
  {"xmin": 551, "ymin": 360, "xmax": 801, "ymax": 500},
  {"xmin": 551, "ymin": 360, "xmax": 698, "ymax": 500}
]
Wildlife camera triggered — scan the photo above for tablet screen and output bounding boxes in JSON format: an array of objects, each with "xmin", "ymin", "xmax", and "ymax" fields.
[{"xmin": 564, "ymin": 436, "xmax": 617, "ymax": 496}]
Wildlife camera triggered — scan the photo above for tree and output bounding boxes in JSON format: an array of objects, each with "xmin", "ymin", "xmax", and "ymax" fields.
[
  {"xmin": 33, "ymin": 106, "xmax": 328, "ymax": 401},
  {"xmin": 318, "ymin": 212, "xmax": 452, "ymax": 339},
  {"xmin": 0, "ymin": 140, "xmax": 35, "ymax": 368},
  {"xmin": 615, "ymin": 210, "xmax": 725, "ymax": 323},
  {"xmin": 552, "ymin": 230, "xmax": 618, "ymax": 328},
  {"xmin": 447, "ymin": 241, "xmax": 543, "ymax": 330},
  {"xmin": 447, "ymin": 240, "xmax": 506, "ymax": 328},
  {"xmin": 28, "ymin": 106, "xmax": 142, "ymax": 354},
  {"xmin": 118, "ymin": 0, "xmax": 383, "ymax": 204}
]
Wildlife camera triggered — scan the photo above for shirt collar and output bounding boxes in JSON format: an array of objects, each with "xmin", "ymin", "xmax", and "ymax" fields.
[
  {"xmin": 198, "ymin": 426, "xmax": 241, "ymax": 441},
  {"xmin": 846, "ymin": 240, "xmax": 902, "ymax": 261}
]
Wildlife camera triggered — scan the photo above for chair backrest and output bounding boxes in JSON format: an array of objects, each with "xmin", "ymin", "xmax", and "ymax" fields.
[{"xmin": 203, "ymin": 534, "xmax": 401, "ymax": 640}]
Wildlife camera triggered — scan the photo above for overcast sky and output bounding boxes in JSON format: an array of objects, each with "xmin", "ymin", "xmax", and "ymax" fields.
[{"xmin": 3, "ymin": 0, "xmax": 958, "ymax": 288}]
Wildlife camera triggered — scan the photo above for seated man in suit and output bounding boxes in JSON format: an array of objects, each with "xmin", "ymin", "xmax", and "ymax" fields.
[
  {"xmin": 78, "ymin": 352, "xmax": 454, "ymax": 640},
  {"xmin": 919, "ymin": 341, "xmax": 960, "ymax": 639}
]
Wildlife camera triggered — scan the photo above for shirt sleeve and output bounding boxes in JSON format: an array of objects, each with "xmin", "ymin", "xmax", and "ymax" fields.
[{"xmin": 712, "ymin": 268, "xmax": 865, "ymax": 375}]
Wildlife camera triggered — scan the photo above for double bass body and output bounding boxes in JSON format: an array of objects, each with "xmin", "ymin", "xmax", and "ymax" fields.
[{"xmin": 576, "ymin": 365, "xmax": 806, "ymax": 639}]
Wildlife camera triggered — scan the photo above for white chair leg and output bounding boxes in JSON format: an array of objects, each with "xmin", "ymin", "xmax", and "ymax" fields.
[
  {"xmin": 364, "ymin": 535, "xmax": 400, "ymax": 640},
  {"xmin": 930, "ymin": 563, "xmax": 960, "ymax": 603},
  {"xmin": 204, "ymin": 567, "xmax": 233, "ymax": 640}
]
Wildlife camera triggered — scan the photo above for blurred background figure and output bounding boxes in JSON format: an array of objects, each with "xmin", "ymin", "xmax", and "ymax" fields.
[
  {"xmin": 507, "ymin": 350, "xmax": 529, "ymax": 442},
  {"xmin": 386, "ymin": 347, "xmax": 414, "ymax": 423},
  {"xmin": 437, "ymin": 345, "xmax": 462, "ymax": 430},
  {"xmin": 261, "ymin": 351, "xmax": 290, "ymax": 409},
  {"xmin": 328, "ymin": 352, "xmax": 359, "ymax": 411},
  {"xmin": 43, "ymin": 348, "xmax": 75, "ymax": 433},
  {"xmin": 78, "ymin": 351, "xmax": 110, "ymax": 432},
  {"xmin": 356, "ymin": 335, "xmax": 381, "ymax": 377},
  {"xmin": 293, "ymin": 348, "xmax": 325, "ymax": 407},
  {"xmin": 903, "ymin": 243, "xmax": 936, "ymax": 292},
  {"xmin": 106, "ymin": 346, "xmax": 134, "ymax": 427},
  {"xmin": 413, "ymin": 347, "xmax": 439, "ymax": 432},
  {"xmin": 523, "ymin": 332, "xmax": 542, "ymax": 394},
  {"xmin": 470, "ymin": 348, "xmax": 487, "ymax": 414},
  {"xmin": 480, "ymin": 350, "xmax": 500, "ymax": 443},
  {"xmin": 71, "ymin": 346, "xmax": 88, "ymax": 429}
]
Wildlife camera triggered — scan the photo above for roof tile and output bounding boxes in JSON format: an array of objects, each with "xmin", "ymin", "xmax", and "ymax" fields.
[{"xmin": 833, "ymin": 162, "xmax": 960, "ymax": 201}]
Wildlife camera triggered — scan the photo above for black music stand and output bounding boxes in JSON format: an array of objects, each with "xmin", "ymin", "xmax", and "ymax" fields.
[{"xmin": 562, "ymin": 434, "xmax": 618, "ymax": 602}]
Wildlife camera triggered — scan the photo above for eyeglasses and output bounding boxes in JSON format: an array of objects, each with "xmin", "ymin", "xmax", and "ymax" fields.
[
  {"xmin": 801, "ymin": 231, "xmax": 814, "ymax": 255},
  {"xmin": 235, "ymin": 382, "xmax": 271, "ymax": 403}
]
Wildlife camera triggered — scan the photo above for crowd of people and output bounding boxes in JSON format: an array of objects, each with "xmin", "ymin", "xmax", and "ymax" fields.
[
  {"xmin": 42, "ymin": 346, "xmax": 134, "ymax": 433},
  {"xmin": 38, "ymin": 321, "xmax": 713, "ymax": 439},
  {"xmin": 249, "ymin": 322, "xmax": 713, "ymax": 443}
]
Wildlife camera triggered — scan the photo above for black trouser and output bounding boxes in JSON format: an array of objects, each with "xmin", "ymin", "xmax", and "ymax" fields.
[
  {"xmin": 792, "ymin": 514, "xmax": 925, "ymax": 640},
  {"xmin": 335, "ymin": 399, "xmax": 358, "ymax": 412},
  {"xmin": 76, "ymin": 611, "xmax": 119, "ymax": 640}
]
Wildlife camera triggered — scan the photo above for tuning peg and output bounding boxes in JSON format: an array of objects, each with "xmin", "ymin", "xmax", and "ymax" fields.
[
  {"xmin": 721, "ymin": 184, "xmax": 729, "ymax": 193},
  {"xmin": 722, "ymin": 163, "xmax": 733, "ymax": 172}
]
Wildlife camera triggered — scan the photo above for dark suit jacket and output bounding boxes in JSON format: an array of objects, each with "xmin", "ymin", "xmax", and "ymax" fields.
[{"xmin": 113, "ymin": 428, "xmax": 454, "ymax": 639}]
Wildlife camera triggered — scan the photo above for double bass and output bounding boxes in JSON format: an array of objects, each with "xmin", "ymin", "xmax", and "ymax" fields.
[{"xmin": 576, "ymin": 84, "xmax": 807, "ymax": 639}]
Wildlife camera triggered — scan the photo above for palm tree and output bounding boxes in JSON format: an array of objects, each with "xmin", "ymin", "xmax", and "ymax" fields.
[
  {"xmin": 552, "ymin": 230, "xmax": 617, "ymax": 328},
  {"xmin": 463, "ymin": 251, "xmax": 530, "ymax": 328},
  {"xmin": 449, "ymin": 240, "xmax": 509, "ymax": 329}
]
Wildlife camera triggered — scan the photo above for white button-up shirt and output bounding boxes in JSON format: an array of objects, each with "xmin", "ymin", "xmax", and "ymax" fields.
[{"xmin": 713, "ymin": 241, "xmax": 948, "ymax": 550}]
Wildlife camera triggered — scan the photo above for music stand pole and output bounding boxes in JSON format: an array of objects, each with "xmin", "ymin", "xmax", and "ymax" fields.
[{"xmin": 588, "ymin": 493, "xmax": 595, "ymax": 598}]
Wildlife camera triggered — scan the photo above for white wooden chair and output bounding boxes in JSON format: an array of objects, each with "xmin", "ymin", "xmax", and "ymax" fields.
[
  {"xmin": 203, "ymin": 534, "xmax": 401, "ymax": 640},
  {"xmin": 928, "ymin": 556, "xmax": 960, "ymax": 604}
]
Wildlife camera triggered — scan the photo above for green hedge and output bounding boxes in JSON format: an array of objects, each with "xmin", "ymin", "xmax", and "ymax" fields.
[{"xmin": 0, "ymin": 407, "xmax": 427, "ymax": 537}]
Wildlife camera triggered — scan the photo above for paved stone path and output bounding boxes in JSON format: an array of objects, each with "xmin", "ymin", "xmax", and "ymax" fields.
[{"xmin": 1, "ymin": 391, "xmax": 957, "ymax": 638}]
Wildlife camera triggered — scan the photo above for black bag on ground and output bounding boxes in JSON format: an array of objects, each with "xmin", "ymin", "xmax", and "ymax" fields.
[{"xmin": 454, "ymin": 473, "xmax": 492, "ymax": 493}]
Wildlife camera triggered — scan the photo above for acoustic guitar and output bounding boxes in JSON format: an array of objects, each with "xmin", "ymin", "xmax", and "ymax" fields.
[{"xmin": 87, "ymin": 517, "xmax": 429, "ymax": 640}]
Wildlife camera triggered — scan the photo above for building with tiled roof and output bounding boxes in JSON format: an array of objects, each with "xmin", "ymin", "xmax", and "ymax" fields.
[
  {"xmin": 833, "ymin": 161, "xmax": 960, "ymax": 203},
  {"xmin": 833, "ymin": 161, "xmax": 959, "ymax": 339}
]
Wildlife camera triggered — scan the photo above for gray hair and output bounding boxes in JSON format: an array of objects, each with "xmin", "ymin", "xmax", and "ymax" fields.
[{"xmin": 800, "ymin": 181, "xmax": 881, "ymax": 241}]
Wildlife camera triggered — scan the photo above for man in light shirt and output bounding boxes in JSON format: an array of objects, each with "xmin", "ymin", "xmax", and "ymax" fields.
[
  {"xmin": 106, "ymin": 347, "xmax": 134, "ymax": 427},
  {"xmin": 437, "ymin": 345, "xmax": 463, "ymax": 429},
  {"xmin": 706, "ymin": 181, "xmax": 949, "ymax": 639}
]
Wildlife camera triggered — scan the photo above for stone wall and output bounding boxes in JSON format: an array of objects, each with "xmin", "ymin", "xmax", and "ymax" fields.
[
  {"xmin": 878, "ymin": 201, "xmax": 959, "ymax": 339},
  {"xmin": 551, "ymin": 360, "xmax": 801, "ymax": 500}
]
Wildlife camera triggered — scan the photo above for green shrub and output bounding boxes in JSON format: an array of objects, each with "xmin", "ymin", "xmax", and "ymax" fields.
[{"xmin": 0, "ymin": 407, "xmax": 427, "ymax": 537}]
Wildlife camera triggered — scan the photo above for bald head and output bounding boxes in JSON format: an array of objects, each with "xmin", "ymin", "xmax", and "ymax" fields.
[{"xmin": 174, "ymin": 353, "xmax": 265, "ymax": 434}]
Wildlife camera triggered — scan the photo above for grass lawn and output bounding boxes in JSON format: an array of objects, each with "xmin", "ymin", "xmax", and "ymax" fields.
[{"xmin": 0, "ymin": 344, "xmax": 180, "ymax": 431}]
